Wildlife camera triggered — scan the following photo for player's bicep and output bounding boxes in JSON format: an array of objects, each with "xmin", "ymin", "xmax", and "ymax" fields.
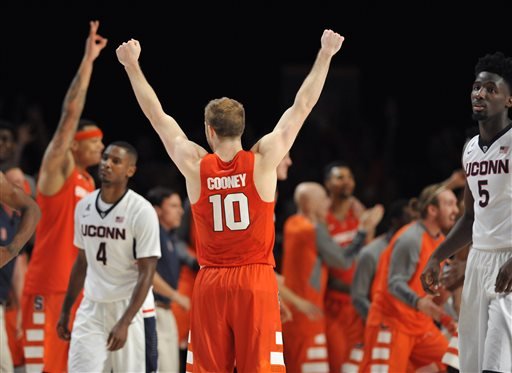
[
  {"xmin": 259, "ymin": 108, "xmax": 307, "ymax": 164},
  {"xmin": 73, "ymin": 204, "xmax": 85, "ymax": 249},
  {"xmin": 0, "ymin": 175, "xmax": 25, "ymax": 211},
  {"xmin": 463, "ymin": 182, "xmax": 475, "ymax": 218}
]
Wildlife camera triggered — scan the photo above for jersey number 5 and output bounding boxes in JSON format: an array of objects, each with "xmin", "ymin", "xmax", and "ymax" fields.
[
  {"xmin": 209, "ymin": 193, "xmax": 250, "ymax": 231},
  {"xmin": 477, "ymin": 180, "xmax": 489, "ymax": 207}
]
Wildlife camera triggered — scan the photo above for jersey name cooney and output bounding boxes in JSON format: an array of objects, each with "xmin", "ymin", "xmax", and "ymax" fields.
[
  {"xmin": 207, "ymin": 173, "xmax": 247, "ymax": 190},
  {"xmin": 81, "ymin": 224, "xmax": 126, "ymax": 240}
]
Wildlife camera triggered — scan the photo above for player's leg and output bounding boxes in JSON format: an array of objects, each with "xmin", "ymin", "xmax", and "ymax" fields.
[
  {"xmin": 359, "ymin": 322, "xmax": 414, "ymax": 373},
  {"xmin": 458, "ymin": 248, "xmax": 489, "ymax": 372},
  {"xmin": 0, "ymin": 305, "xmax": 14, "ymax": 373},
  {"xmin": 110, "ymin": 300, "xmax": 146, "ymax": 372},
  {"xmin": 156, "ymin": 306, "xmax": 179, "ymax": 372},
  {"xmin": 482, "ymin": 250, "xmax": 512, "ymax": 372},
  {"xmin": 188, "ymin": 268, "xmax": 235, "ymax": 372},
  {"xmin": 68, "ymin": 298, "xmax": 109, "ymax": 372},
  {"xmin": 408, "ymin": 325, "xmax": 449, "ymax": 371},
  {"xmin": 231, "ymin": 264, "xmax": 285, "ymax": 372}
]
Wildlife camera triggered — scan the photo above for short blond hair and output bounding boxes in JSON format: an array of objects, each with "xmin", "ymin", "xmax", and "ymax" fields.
[{"xmin": 204, "ymin": 97, "xmax": 245, "ymax": 138}]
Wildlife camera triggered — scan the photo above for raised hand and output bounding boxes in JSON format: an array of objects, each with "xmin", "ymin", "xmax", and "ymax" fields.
[
  {"xmin": 84, "ymin": 20, "xmax": 108, "ymax": 62},
  {"xmin": 359, "ymin": 204, "xmax": 385, "ymax": 232},
  {"xmin": 320, "ymin": 29, "xmax": 344, "ymax": 57},
  {"xmin": 116, "ymin": 39, "xmax": 141, "ymax": 67}
]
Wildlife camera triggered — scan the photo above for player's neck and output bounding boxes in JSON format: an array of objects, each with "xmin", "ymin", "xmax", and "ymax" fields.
[
  {"xmin": 421, "ymin": 218, "xmax": 442, "ymax": 239},
  {"xmin": 214, "ymin": 140, "xmax": 243, "ymax": 162},
  {"xmin": 478, "ymin": 116, "xmax": 511, "ymax": 143},
  {"xmin": 99, "ymin": 185, "xmax": 128, "ymax": 204},
  {"xmin": 330, "ymin": 197, "xmax": 351, "ymax": 220}
]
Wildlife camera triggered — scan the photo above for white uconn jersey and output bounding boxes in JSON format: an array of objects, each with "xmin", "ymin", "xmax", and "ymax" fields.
[
  {"xmin": 463, "ymin": 125, "xmax": 512, "ymax": 250},
  {"xmin": 74, "ymin": 189, "xmax": 161, "ymax": 302}
]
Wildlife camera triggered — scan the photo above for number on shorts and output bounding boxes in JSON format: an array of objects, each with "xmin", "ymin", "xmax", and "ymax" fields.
[{"xmin": 209, "ymin": 193, "xmax": 250, "ymax": 231}]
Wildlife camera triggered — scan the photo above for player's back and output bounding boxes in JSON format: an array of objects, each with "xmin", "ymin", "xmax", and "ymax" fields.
[{"xmin": 191, "ymin": 150, "xmax": 275, "ymax": 267}]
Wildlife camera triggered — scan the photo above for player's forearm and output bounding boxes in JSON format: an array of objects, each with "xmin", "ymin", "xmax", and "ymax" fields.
[
  {"xmin": 120, "ymin": 265, "xmax": 156, "ymax": 325},
  {"xmin": 294, "ymin": 49, "xmax": 333, "ymax": 112},
  {"xmin": 62, "ymin": 256, "xmax": 87, "ymax": 315},
  {"xmin": 432, "ymin": 214, "xmax": 473, "ymax": 262},
  {"xmin": 7, "ymin": 203, "xmax": 41, "ymax": 257},
  {"xmin": 352, "ymin": 296, "xmax": 370, "ymax": 321},
  {"xmin": 152, "ymin": 271, "xmax": 179, "ymax": 301},
  {"xmin": 316, "ymin": 223, "xmax": 366, "ymax": 269},
  {"xmin": 55, "ymin": 59, "xmax": 95, "ymax": 144},
  {"xmin": 123, "ymin": 64, "xmax": 165, "ymax": 124},
  {"xmin": 389, "ymin": 279, "xmax": 419, "ymax": 309},
  {"xmin": 278, "ymin": 283, "xmax": 301, "ymax": 307}
]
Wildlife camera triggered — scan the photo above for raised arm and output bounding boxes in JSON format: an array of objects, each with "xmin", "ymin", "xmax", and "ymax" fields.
[
  {"xmin": 0, "ymin": 171, "xmax": 41, "ymax": 267},
  {"xmin": 116, "ymin": 40, "xmax": 207, "ymax": 179},
  {"xmin": 38, "ymin": 20, "xmax": 107, "ymax": 196},
  {"xmin": 252, "ymin": 29, "xmax": 344, "ymax": 169}
]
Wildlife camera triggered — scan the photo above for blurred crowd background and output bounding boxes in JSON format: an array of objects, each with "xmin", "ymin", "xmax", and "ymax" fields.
[{"xmin": 2, "ymin": 2, "xmax": 510, "ymax": 214}]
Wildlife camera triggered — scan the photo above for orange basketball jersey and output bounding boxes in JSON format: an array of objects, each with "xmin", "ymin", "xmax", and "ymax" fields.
[
  {"xmin": 191, "ymin": 150, "xmax": 275, "ymax": 267},
  {"xmin": 24, "ymin": 168, "xmax": 95, "ymax": 294},
  {"xmin": 325, "ymin": 209, "xmax": 360, "ymax": 301}
]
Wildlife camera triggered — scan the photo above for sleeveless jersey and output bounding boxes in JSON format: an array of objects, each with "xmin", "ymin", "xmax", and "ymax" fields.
[
  {"xmin": 463, "ymin": 125, "xmax": 512, "ymax": 250},
  {"xmin": 74, "ymin": 189, "xmax": 161, "ymax": 302},
  {"xmin": 24, "ymin": 168, "xmax": 94, "ymax": 294},
  {"xmin": 191, "ymin": 150, "xmax": 275, "ymax": 267},
  {"xmin": 325, "ymin": 209, "xmax": 360, "ymax": 301}
]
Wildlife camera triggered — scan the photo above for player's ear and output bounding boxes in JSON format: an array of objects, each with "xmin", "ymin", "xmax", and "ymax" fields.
[
  {"xmin": 127, "ymin": 165, "xmax": 136, "ymax": 178},
  {"xmin": 506, "ymin": 94, "xmax": 512, "ymax": 109},
  {"xmin": 70, "ymin": 140, "xmax": 79, "ymax": 152}
]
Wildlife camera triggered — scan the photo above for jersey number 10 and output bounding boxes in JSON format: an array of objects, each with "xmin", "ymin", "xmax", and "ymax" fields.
[{"xmin": 209, "ymin": 193, "xmax": 250, "ymax": 231}]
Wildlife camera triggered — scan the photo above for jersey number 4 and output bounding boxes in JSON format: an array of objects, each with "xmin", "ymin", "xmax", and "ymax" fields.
[
  {"xmin": 97, "ymin": 242, "xmax": 107, "ymax": 265},
  {"xmin": 209, "ymin": 193, "xmax": 250, "ymax": 231}
]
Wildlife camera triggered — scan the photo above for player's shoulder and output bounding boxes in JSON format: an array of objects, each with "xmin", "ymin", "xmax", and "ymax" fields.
[
  {"xmin": 124, "ymin": 189, "xmax": 158, "ymax": 216},
  {"xmin": 360, "ymin": 235, "xmax": 387, "ymax": 255},
  {"xmin": 125, "ymin": 189, "xmax": 152, "ymax": 207},
  {"xmin": 77, "ymin": 189, "xmax": 99, "ymax": 208}
]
